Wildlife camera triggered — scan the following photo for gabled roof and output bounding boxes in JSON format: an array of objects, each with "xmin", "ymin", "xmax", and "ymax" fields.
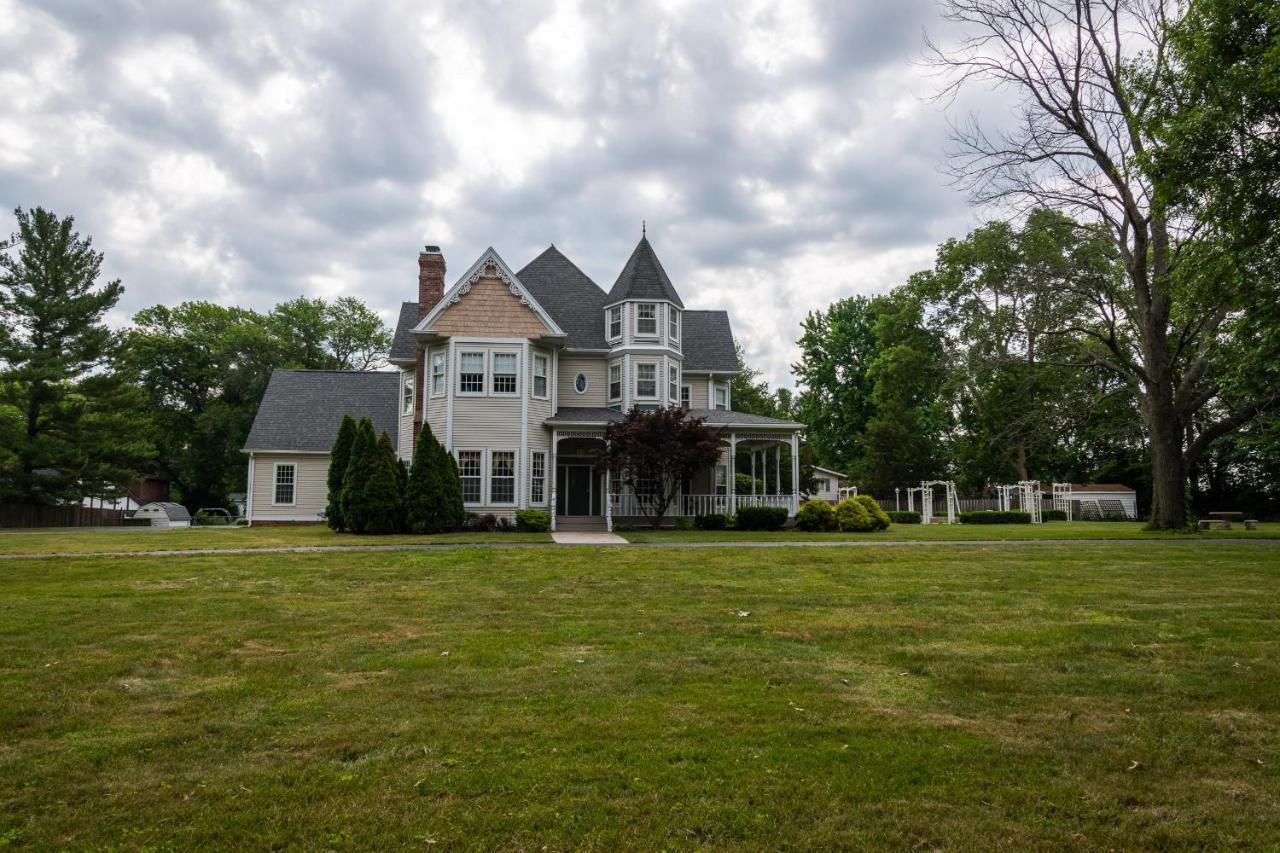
[
  {"xmin": 812, "ymin": 466, "xmax": 847, "ymax": 478},
  {"xmin": 517, "ymin": 246, "xmax": 609, "ymax": 350},
  {"xmin": 606, "ymin": 236, "xmax": 684, "ymax": 308},
  {"xmin": 388, "ymin": 301, "xmax": 419, "ymax": 363},
  {"xmin": 244, "ymin": 369, "xmax": 399, "ymax": 453},
  {"xmin": 681, "ymin": 310, "xmax": 738, "ymax": 372},
  {"xmin": 413, "ymin": 247, "xmax": 564, "ymax": 338}
]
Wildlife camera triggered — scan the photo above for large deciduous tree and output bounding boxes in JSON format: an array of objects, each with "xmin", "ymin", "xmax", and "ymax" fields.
[
  {"xmin": 601, "ymin": 407, "xmax": 723, "ymax": 528},
  {"xmin": 929, "ymin": 0, "xmax": 1280, "ymax": 527},
  {"xmin": 0, "ymin": 207, "xmax": 152, "ymax": 504}
]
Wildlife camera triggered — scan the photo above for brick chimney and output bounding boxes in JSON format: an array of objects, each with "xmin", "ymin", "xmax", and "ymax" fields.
[{"xmin": 414, "ymin": 245, "xmax": 445, "ymax": 439}]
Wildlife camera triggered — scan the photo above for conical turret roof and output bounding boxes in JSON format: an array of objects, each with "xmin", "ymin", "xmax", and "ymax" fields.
[{"xmin": 606, "ymin": 236, "xmax": 684, "ymax": 308}]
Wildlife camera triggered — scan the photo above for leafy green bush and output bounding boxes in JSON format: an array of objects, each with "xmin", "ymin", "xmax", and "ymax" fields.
[
  {"xmin": 735, "ymin": 506, "xmax": 788, "ymax": 530},
  {"xmin": 887, "ymin": 510, "xmax": 921, "ymax": 524},
  {"xmin": 854, "ymin": 495, "xmax": 891, "ymax": 530},
  {"xmin": 795, "ymin": 499, "xmax": 837, "ymax": 531},
  {"xmin": 835, "ymin": 498, "xmax": 874, "ymax": 532},
  {"xmin": 463, "ymin": 512, "xmax": 499, "ymax": 532},
  {"xmin": 1041, "ymin": 509, "xmax": 1068, "ymax": 521},
  {"xmin": 959, "ymin": 510, "xmax": 1032, "ymax": 524},
  {"xmin": 674, "ymin": 516, "xmax": 694, "ymax": 531},
  {"xmin": 694, "ymin": 513, "xmax": 729, "ymax": 530},
  {"xmin": 515, "ymin": 509, "xmax": 551, "ymax": 532}
]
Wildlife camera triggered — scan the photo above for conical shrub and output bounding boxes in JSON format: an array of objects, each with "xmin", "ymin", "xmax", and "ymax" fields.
[{"xmin": 325, "ymin": 415, "xmax": 357, "ymax": 531}]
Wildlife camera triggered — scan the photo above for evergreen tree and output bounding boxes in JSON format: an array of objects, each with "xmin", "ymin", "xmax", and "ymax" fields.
[
  {"xmin": 436, "ymin": 448, "xmax": 466, "ymax": 532},
  {"xmin": 405, "ymin": 423, "xmax": 445, "ymax": 533},
  {"xmin": 0, "ymin": 207, "xmax": 152, "ymax": 503},
  {"xmin": 340, "ymin": 419, "xmax": 377, "ymax": 533},
  {"xmin": 376, "ymin": 430, "xmax": 405, "ymax": 533},
  {"xmin": 325, "ymin": 415, "xmax": 357, "ymax": 531}
]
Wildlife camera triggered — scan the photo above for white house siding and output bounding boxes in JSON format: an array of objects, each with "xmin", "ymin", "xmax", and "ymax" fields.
[
  {"xmin": 425, "ymin": 344, "xmax": 448, "ymax": 446},
  {"xmin": 449, "ymin": 342, "xmax": 524, "ymax": 517},
  {"xmin": 1074, "ymin": 490, "xmax": 1138, "ymax": 518},
  {"xmin": 527, "ymin": 347, "xmax": 554, "ymax": 510},
  {"xmin": 249, "ymin": 453, "xmax": 330, "ymax": 522},
  {"xmin": 558, "ymin": 355, "xmax": 607, "ymax": 407},
  {"xmin": 397, "ymin": 367, "xmax": 415, "ymax": 462},
  {"xmin": 685, "ymin": 376, "xmax": 710, "ymax": 409}
]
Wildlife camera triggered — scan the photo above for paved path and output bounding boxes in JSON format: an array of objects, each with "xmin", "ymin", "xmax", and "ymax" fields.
[
  {"xmin": 1, "ymin": 537, "xmax": 1276, "ymax": 560},
  {"xmin": 551, "ymin": 531, "xmax": 629, "ymax": 545}
]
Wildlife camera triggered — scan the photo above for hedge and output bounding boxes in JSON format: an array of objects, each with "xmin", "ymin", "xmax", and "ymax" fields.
[
  {"xmin": 796, "ymin": 499, "xmax": 837, "ymax": 531},
  {"xmin": 959, "ymin": 510, "xmax": 1032, "ymax": 524},
  {"xmin": 515, "ymin": 509, "xmax": 551, "ymax": 532},
  {"xmin": 736, "ymin": 505, "xmax": 788, "ymax": 531},
  {"xmin": 887, "ymin": 510, "xmax": 921, "ymax": 524},
  {"xmin": 835, "ymin": 497, "xmax": 874, "ymax": 532},
  {"xmin": 694, "ymin": 513, "xmax": 729, "ymax": 530},
  {"xmin": 1041, "ymin": 509, "xmax": 1068, "ymax": 521},
  {"xmin": 853, "ymin": 495, "xmax": 891, "ymax": 530}
]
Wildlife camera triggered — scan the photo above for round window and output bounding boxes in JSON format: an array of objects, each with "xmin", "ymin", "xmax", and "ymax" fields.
[{"xmin": 574, "ymin": 373, "xmax": 588, "ymax": 394}]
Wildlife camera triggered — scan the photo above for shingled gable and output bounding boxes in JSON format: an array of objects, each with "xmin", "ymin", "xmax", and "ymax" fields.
[
  {"xmin": 412, "ymin": 247, "xmax": 565, "ymax": 339},
  {"xmin": 606, "ymin": 236, "xmax": 685, "ymax": 308}
]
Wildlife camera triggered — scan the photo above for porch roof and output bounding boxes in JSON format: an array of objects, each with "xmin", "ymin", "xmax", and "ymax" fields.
[{"xmin": 545, "ymin": 407, "xmax": 802, "ymax": 430}]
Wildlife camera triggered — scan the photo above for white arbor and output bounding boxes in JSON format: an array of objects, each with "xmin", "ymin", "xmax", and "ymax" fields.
[
  {"xmin": 1052, "ymin": 483, "xmax": 1073, "ymax": 521},
  {"xmin": 920, "ymin": 480, "xmax": 960, "ymax": 524},
  {"xmin": 1018, "ymin": 480, "xmax": 1042, "ymax": 524}
]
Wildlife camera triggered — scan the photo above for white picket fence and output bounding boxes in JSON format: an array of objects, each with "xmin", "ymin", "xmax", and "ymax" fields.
[{"xmin": 609, "ymin": 493, "xmax": 798, "ymax": 517}]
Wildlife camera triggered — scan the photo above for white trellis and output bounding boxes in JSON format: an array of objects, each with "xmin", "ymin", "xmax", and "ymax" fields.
[
  {"xmin": 905, "ymin": 486, "xmax": 925, "ymax": 513},
  {"xmin": 920, "ymin": 480, "xmax": 960, "ymax": 524},
  {"xmin": 1018, "ymin": 480, "xmax": 1043, "ymax": 524},
  {"xmin": 996, "ymin": 484, "xmax": 1018, "ymax": 512},
  {"xmin": 1052, "ymin": 482, "xmax": 1073, "ymax": 520},
  {"xmin": 838, "ymin": 485, "xmax": 858, "ymax": 499}
]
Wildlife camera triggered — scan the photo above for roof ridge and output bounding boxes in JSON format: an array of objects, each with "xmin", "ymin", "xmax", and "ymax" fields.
[
  {"xmin": 274, "ymin": 368, "xmax": 395, "ymax": 375},
  {"xmin": 519, "ymin": 244, "xmax": 606, "ymax": 294}
]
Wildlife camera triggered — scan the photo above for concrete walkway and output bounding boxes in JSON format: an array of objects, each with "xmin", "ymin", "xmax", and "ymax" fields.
[{"xmin": 551, "ymin": 531, "xmax": 629, "ymax": 545}]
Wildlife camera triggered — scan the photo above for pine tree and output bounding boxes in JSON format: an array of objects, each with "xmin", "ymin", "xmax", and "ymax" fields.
[
  {"xmin": 326, "ymin": 415, "xmax": 357, "ymax": 531},
  {"xmin": 405, "ymin": 423, "xmax": 444, "ymax": 533},
  {"xmin": 376, "ymin": 431, "xmax": 405, "ymax": 533},
  {"xmin": 340, "ymin": 419, "xmax": 377, "ymax": 533},
  {"xmin": 436, "ymin": 446, "xmax": 466, "ymax": 532}
]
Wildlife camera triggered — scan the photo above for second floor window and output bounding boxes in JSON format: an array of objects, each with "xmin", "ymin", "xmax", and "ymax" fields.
[
  {"xmin": 608, "ymin": 305, "xmax": 622, "ymax": 339},
  {"xmin": 680, "ymin": 385, "xmax": 691, "ymax": 410},
  {"xmin": 457, "ymin": 451, "xmax": 482, "ymax": 503},
  {"xmin": 668, "ymin": 364, "xmax": 679, "ymax": 401},
  {"xmin": 636, "ymin": 363, "xmax": 657, "ymax": 398},
  {"xmin": 402, "ymin": 375, "xmax": 414, "ymax": 415},
  {"xmin": 636, "ymin": 303, "xmax": 657, "ymax": 336},
  {"xmin": 714, "ymin": 385, "xmax": 728, "ymax": 410},
  {"xmin": 490, "ymin": 451, "xmax": 515, "ymax": 503},
  {"xmin": 532, "ymin": 354, "xmax": 548, "ymax": 398},
  {"xmin": 493, "ymin": 352, "xmax": 518, "ymax": 394},
  {"xmin": 669, "ymin": 307, "xmax": 680, "ymax": 343},
  {"xmin": 459, "ymin": 352, "xmax": 485, "ymax": 393},
  {"xmin": 431, "ymin": 352, "xmax": 446, "ymax": 396},
  {"xmin": 608, "ymin": 363, "xmax": 622, "ymax": 401}
]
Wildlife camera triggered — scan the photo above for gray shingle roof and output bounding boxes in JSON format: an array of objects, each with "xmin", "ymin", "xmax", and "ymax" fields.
[
  {"xmin": 606, "ymin": 237, "xmax": 684, "ymax": 308},
  {"xmin": 244, "ymin": 369, "xmax": 400, "ymax": 452},
  {"xmin": 388, "ymin": 301, "xmax": 420, "ymax": 363},
  {"xmin": 545, "ymin": 406, "xmax": 800, "ymax": 429},
  {"xmin": 516, "ymin": 246, "xmax": 609, "ymax": 350},
  {"xmin": 680, "ymin": 310, "xmax": 738, "ymax": 372}
]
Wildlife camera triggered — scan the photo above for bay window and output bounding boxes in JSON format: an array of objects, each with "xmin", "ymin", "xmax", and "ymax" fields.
[
  {"xmin": 636, "ymin": 363, "xmax": 657, "ymax": 398},
  {"xmin": 492, "ymin": 352, "xmax": 518, "ymax": 394},
  {"xmin": 532, "ymin": 354, "xmax": 548, "ymax": 398},
  {"xmin": 490, "ymin": 451, "xmax": 515, "ymax": 504},
  {"xmin": 458, "ymin": 451, "xmax": 482, "ymax": 503},
  {"xmin": 635, "ymin": 303, "xmax": 657, "ymax": 336},
  {"xmin": 459, "ymin": 352, "xmax": 485, "ymax": 394},
  {"xmin": 608, "ymin": 305, "xmax": 622, "ymax": 339}
]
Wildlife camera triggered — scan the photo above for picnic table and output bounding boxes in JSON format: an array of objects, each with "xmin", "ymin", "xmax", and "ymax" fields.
[{"xmin": 1201, "ymin": 511, "xmax": 1253, "ymax": 531}]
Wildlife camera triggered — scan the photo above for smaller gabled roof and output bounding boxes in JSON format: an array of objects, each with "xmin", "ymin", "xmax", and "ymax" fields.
[
  {"xmin": 607, "ymin": 236, "xmax": 684, "ymax": 308},
  {"xmin": 681, "ymin": 310, "xmax": 738, "ymax": 373},
  {"xmin": 517, "ymin": 245, "xmax": 609, "ymax": 350},
  {"xmin": 812, "ymin": 466, "xmax": 847, "ymax": 478},
  {"xmin": 413, "ymin": 247, "xmax": 565, "ymax": 338},
  {"xmin": 244, "ymin": 369, "xmax": 399, "ymax": 453},
  {"xmin": 389, "ymin": 301, "xmax": 420, "ymax": 363}
]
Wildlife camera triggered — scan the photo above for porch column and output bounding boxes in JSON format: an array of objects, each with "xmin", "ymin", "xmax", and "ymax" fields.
[
  {"xmin": 605, "ymin": 465, "xmax": 612, "ymax": 532},
  {"xmin": 728, "ymin": 432, "xmax": 737, "ymax": 514},
  {"xmin": 550, "ymin": 429, "xmax": 558, "ymax": 531},
  {"xmin": 790, "ymin": 433, "xmax": 800, "ymax": 515},
  {"xmin": 774, "ymin": 444, "xmax": 780, "ymax": 496},
  {"xmin": 750, "ymin": 449, "xmax": 756, "ymax": 496}
]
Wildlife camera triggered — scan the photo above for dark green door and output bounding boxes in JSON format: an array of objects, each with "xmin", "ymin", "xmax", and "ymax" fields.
[{"xmin": 558, "ymin": 466, "xmax": 593, "ymax": 515}]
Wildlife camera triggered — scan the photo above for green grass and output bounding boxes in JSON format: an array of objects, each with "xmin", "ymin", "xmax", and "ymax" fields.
[
  {"xmin": 621, "ymin": 520, "xmax": 1280, "ymax": 542},
  {"xmin": 0, "ymin": 525, "xmax": 550, "ymax": 555},
  {"xmin": 2, "ymin": 542, "xmax": 1279, "ymax": 848}
]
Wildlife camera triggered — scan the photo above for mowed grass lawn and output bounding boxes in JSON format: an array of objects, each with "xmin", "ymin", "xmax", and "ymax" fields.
[{"xmin": 2, "ymin": 543, "xmax": 1279, "ymax": 849}]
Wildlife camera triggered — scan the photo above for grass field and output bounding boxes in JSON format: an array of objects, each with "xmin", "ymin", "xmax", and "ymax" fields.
[{"xmin": 2, "ymin": 541, "xmax": 1279, "ymax": 848}]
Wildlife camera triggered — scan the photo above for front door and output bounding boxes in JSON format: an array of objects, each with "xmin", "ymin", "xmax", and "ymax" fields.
[{"xmin": 557, "ymin": 465, "xmax": 595, "ymax": 515}]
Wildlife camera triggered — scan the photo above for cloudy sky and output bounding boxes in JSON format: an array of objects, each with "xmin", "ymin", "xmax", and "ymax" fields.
[{"xmin": 1, "ymin": 0, "xmax": 1009, "ymax": 388}]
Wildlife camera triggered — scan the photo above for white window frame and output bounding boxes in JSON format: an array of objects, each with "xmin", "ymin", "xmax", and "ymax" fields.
[
  {"xmin": 635, "ymin": 303, "xmax": 658, "ymax": 337},
  {"xmin": 680, "ymin": 384, "xmax": 691, "ymax": 410},
  {"xmin": 635, "ymin": 361, "xmax": 658, "ymax": 399},
  {"xmin": 402, "ymin": 373, "xmax": 414, "ymax": 416},
  {"xmin": 532, "ymin": 354, "xmax": 549, "ymax": 399},
  {"xmin": 607, "ymin": 305, "xmax": 623, "ymax": 341},
  {"xmin": 573, "ymin": 372, "xmax": 589, "ymax": 395},
  {"xmin": 272, "ymin": 462, "xmax": 296, "ymax": 506},
  {"xmin": 608, "ymin": 363, "xmax": 622, "ymax": 402},
  {"xmin": 491, "ymin": 351, "xmax": 519, "ymax": 397},
  {"xmin": 531, "ymin": 451, "xmax": 546, "ymax": 504},
  {"xmin": 714, "ymin": 384, "xmax": 728, "ymax": 410},
  {"xmin": 458, "ymin": 351, "xmax": 486, "ymax": 396},
  {"xmin": 668, "ymin": 364, "xmax": 679, "ymax": 402},
  {"xmin": 431, "ymin": 351, "xmax": 446, "ymax": 397},
  {"xmin": 668, "ymin": 306, "xmax": 680, "ymax": 344},
  {"xmin": 489, "ymin": 449, "xmax": 517, "ymax": 506},
  {"xmin": 714, "ymin": 465, "xmax": 728, "ymax": 496},
  {"xmin": 456, "ymin": 449, "xmax": 484, "ymax": 505}
]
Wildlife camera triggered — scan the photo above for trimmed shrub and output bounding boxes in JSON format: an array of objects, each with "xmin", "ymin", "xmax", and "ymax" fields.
[
  {"xmin": 515, "ymin": 509, "xmax": 551, "ymax": 532},
  {"xmin": 736, "ymin": 505, "xmax": 788, "ymax": 531},
  {"xmin": 325, "ymin": 415, "xmax": 357, "ymax": 531},
  {"xmin": 854, "ymin": 495, "xmax": 891, "ymax": 530},
  {"xmin": 674, "ymin": 516, "xmax": 694, "ymax": 531},
  {"xmin": 464, "ymin": 512, "xmax": 499, "ymax": 532},
  {"xmin": 835, "ymin": 497, "xmax": 874, "ymax": 532},
  {"xmin": 406, "ymin": 423, "xmax": 447, "ymax": 533},
  {"xmin": 1041, "ymin": 509, "xmax": 1068, "ymax": 521},
  {"xmin": 959, "ymin": 510, "xmax": 1032, "ymax": 524},
  {"xmin": 887, "ymin": 510, "xmax": 921, "ymax": 524},
  {"xmin": 341, "ymin": 421, "xmax": 403, "ymax": 534},
  {"xmin": 795, "ymin": 499, "xmax": 838, "ymax": 531},
  {"xmin": 694, "ymin": 513, "xmax": 729, "ymax": 530}
]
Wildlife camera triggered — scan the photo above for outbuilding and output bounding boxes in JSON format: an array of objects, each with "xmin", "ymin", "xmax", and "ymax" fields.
[
  {"xmin": 808, "ymin": 466, "xmax": 849, "ymax": 502},
  {"xmin": 132, "ymin": 502, "xmax": 192, "ymax": 528},
  {"xmin": 1069, "ymin": 483, "xmax": 1138, "ymax": 519}
]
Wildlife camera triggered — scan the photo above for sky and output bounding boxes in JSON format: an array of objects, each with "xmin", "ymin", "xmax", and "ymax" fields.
[{"xmin": 0, "ymin": 0, "xmax": 1011, "ymax": 389}]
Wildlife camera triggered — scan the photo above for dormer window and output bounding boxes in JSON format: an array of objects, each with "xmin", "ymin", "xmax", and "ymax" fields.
[
  {"xmin": 608, "ymin": 305, "xmax": 622, "ymax": 340},
  {"xmin": 669, "ymin": 307, "xmax": 680, "ymax": 343},
  {"xmin": 635, "ymin": 303, "xmax": 658, "ymax": 336}
]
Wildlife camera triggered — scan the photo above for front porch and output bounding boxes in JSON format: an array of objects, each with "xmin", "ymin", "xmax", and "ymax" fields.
[{"xmin": 548, "ymin": 416, "xmax": 802, "ymax": 532}]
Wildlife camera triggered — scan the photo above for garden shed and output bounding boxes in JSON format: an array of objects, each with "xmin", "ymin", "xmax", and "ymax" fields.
[{"xmin": 132, "ymin": 502, "xmax": 192, "ymax": 528}]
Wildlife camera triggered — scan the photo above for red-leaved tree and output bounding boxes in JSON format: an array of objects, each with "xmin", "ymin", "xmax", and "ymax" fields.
[{"xmin": 600, "ymin": 407, "xmax": 724, "ymax": 528}]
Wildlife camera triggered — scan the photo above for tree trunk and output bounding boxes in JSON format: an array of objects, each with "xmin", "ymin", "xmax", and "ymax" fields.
[
  {"xmin": 1015, "ymin": 441, "xmax": 1028, "ymax": 482},
  {"xmin": 1145, "ymin": 390, "xmax": 1187, "ymax": 529}
]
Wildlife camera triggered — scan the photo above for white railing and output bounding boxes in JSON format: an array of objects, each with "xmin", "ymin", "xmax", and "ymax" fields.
[
  {"xmin": 683, "ymin": 494, "xmax": 735, "ymax": 517},
  {"xmin": 732, "ymin": 494, "xmax": 795, "ymax": 512},
  {"xmin": 607, "ymin": 493, "xmax": 798, "ymax": 517}
]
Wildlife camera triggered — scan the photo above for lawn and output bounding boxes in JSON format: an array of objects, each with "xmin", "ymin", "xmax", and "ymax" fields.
[
  {"xmin": 621, "ymin": 520, "xmax": 1280, "ymax": 543},
  {"xmin": 0, "ymin": 525, "xmax": 550, "ymax": 556},
  {"xmin": 2, "ymin": 542, "xmax": 1279, "ymax": 848}
]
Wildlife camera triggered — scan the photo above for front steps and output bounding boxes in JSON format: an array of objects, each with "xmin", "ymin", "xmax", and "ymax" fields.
[{"xmin": 555, "ymin": 515, "xmax": 607, "ymax": 532}]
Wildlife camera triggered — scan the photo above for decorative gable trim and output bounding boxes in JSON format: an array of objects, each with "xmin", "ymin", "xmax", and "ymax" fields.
[{"xmin": 412, "ymin": 247, "xmax": 566, "ymax": 337}]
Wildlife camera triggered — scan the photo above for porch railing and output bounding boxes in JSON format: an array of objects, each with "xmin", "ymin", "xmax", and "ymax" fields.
[{"xmin": 607, "ymin": 493, "xmax": 799, "ymax": 517}]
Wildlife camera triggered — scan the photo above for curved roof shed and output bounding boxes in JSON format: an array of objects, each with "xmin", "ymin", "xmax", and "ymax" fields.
[{"xmin": 133, "ymin": 502, "xmax": 192, "ymax": 528}]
